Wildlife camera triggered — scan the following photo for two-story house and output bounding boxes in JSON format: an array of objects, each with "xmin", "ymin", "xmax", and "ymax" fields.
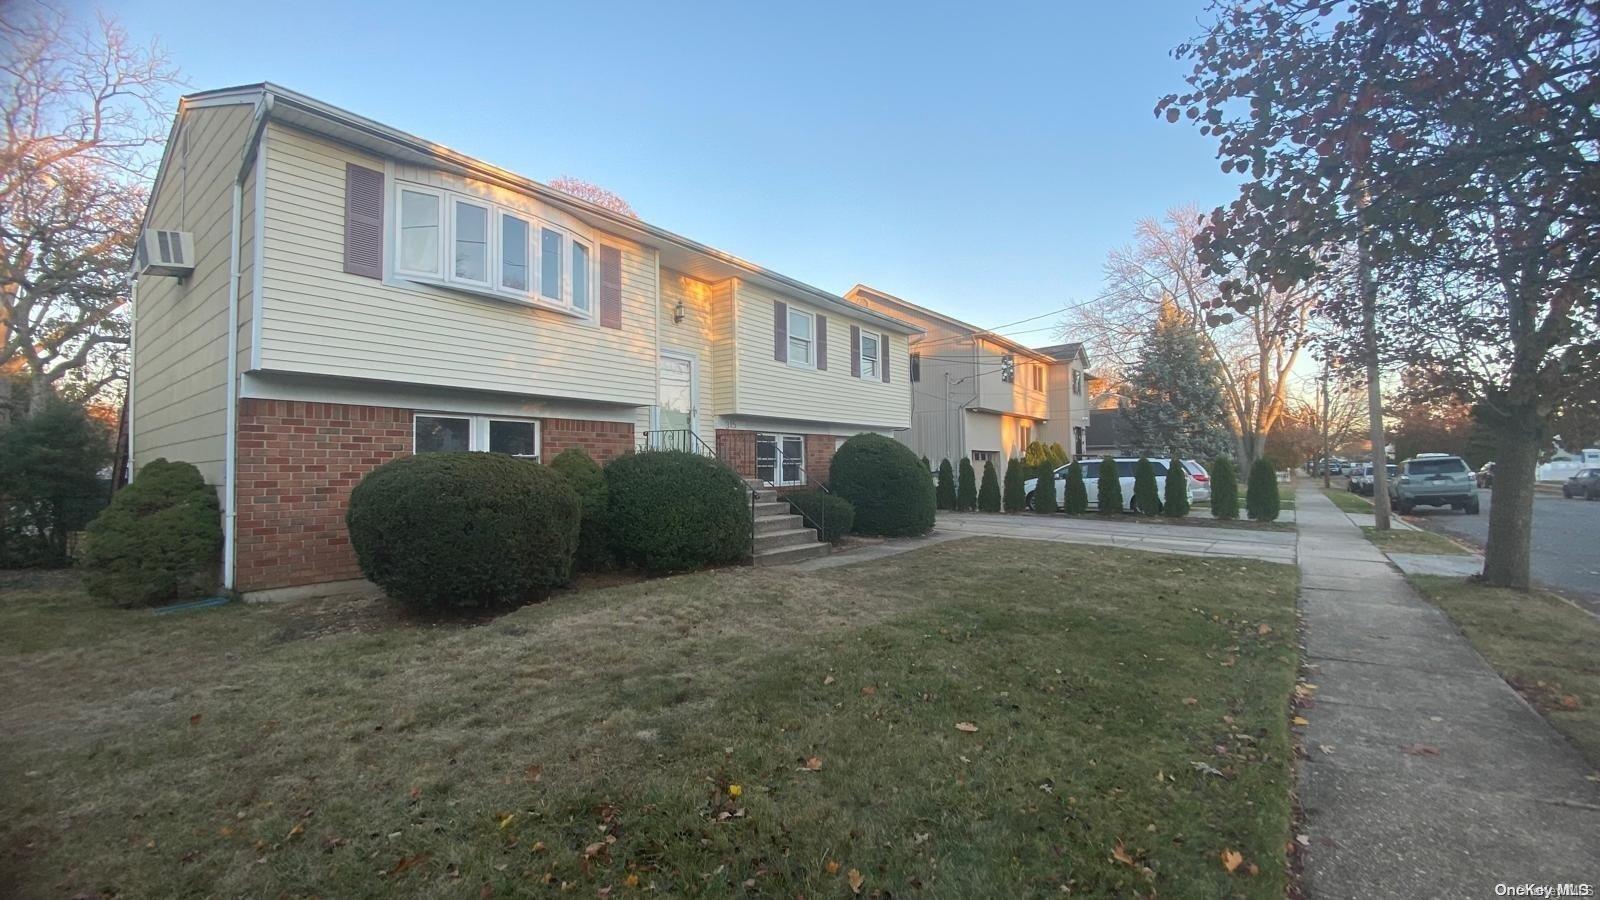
[
  {"xmin": 129, "ymin": 84, "xmax": 919, "ymax": 597},
  {"xmin": 844, "ymin": 286, "xmax": 1092, "ymax": 466}
]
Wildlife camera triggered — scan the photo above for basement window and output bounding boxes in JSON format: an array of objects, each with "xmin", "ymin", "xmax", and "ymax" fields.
[{"xmin": 415, "ymin": 414, "xmax": 540, "ymax": 460}]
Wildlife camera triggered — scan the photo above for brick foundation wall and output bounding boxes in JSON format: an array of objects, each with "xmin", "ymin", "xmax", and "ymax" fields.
[
  {"xmin": 235, "ymin": 399, "xmax": 412, "ymax": 593},
  {"xmin": 715, "ymin": 428, "xmax": 838, "ymax": 491},
  {"xmin": 235, "ymin": 402, "xmax": 636, "ymax": 593},
  {"xmin": 542, "ymin": 418, "xmax": 634, "ymax": 463}
]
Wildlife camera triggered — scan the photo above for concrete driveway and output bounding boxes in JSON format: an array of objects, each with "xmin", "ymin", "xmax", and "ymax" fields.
[{"xmin": 933, "ymin": 511, "xmax": 1298, "ymax": 564}]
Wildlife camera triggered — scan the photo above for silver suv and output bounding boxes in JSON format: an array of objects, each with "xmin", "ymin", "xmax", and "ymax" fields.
[{"xmin": 1389, "ymin": 453, "xmax": 1480, "ymax": 515}]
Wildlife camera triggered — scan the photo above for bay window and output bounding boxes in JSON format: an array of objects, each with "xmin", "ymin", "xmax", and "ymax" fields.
[
  {"xmin": 415, "ymin": 414, "xmax": 540, "ymax": 459},
  {"xmin": 392, "ymin": 180, "xmax": 594, "ymax": 316}
]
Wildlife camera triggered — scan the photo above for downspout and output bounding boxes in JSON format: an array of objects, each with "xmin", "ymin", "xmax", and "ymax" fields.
[{"xmin": 223, "ymin": 95, "xmax": 274, "ymax": 592}]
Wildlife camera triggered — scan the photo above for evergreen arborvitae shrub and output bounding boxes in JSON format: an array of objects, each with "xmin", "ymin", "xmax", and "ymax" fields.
[
  {"xmin": 0, "ymin": 399, "xmax": 110, "ymax": 567},
  {"xmin": 1096, "ymin": 456, "xmax": 1124, "ymax": 514},
  {"xmin": 347, "ymin": 452, "xmax": 579, "ymax": 609},
  {"xmin": 1064, "ymin": 459, "xmax": 1090, "ymax": 514},
  {"xmin": 82, "ymin": 459, "xmax": 222, "ymax": 607},
  {"xmin": 977, "ymin": 460, "xmax": 1002, "ymax": 512},
  {"xmin": 935, "ymin": 459, "xmax": 957, "ymax": 510},
  {"xmin": 921, "ymin": 456, "xmax": 931, "ymax": 474},
  {"xmin": 549, "ymin": 448, "xmax": 611, "ymax": 571},
  {"xmin": 1032, "ymin": 462, "xmax": 1059, "ymax": 513},
  {"xmin": 786, "ymin": 491, "xmax": 854, "ymax": 543},
  {"xmin": 1131, "ymin": 457, "xmax": 1161, "ymax": 515},
  {"xmin": 1163, "ymin": 457, "xmax": 1191, "ymax": 518},
  {"xmin": 956, "ymin": 458, "xmax": 978, "ymax": 511},
  {"xmin": 1211, "ymin": 456, "xmax": 1239, "ymax": 520},
  {"xmin": 1247, "ymin": 458, "xmax": 1281, "ymax": 522},
  {"xmin": 1002, "ymin": 458, "xmax": 1026, "ymax": 513},
  {"xmin": 605, "ymin": 450, "xmax": 748, "ymax": 573},
  {"xmin": 830, "ymin": 433, "xmax": 936, "ymax": 536}
]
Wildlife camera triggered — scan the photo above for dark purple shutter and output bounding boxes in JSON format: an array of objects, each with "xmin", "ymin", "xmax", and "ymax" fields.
[
  {"xmin": 774, "ymin": 300, "xmax": 788, "ymax": 362},
  {"xmin": 343, "ymin": 163, "xmax": 384, "ymax": 278},
  {"xmin": 815, "ymin": 314, "xmax": 828, "ymax": 370},
  {"xmin": 599, "ymin": 246, "xmax": 622, "ymax": 329},
  {"xmin": 882, "ymin": 335, "xmax": 891, "ymax": 383},
  {"xmin": 850, "ymin": 325, "xmax": 861, "ymax": 378}
]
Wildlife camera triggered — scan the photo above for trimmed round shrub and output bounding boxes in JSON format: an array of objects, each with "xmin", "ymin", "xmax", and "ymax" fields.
[
  {"xmin": 1211, "ymin": 456, "xmax": 1239, "ymax": 520},
  {"xmin": 831, "ymin": 433, "xmax": 936, "ymax": 536},
  {"xmin": 1247, "ymin": 458, "xmax": 1281, "ymax": 521},
  {"xmin": 956, "ymin": 458, "xmax": 978, "ymax": 511},
  {"xmin": 977, "ymin": 459, "xmax": 1002, "ymax": 512},
  {"xmin": 786, "ymin": 491, "xmax": 855, "ymax": 543},
  {"xmin": 346, "ymin": 452, "xmax": 580, "ymax": 609},
  {"xmin": 605, "ymin": 450, "xmax": 748, "ymax": 572},
  {"xmin": 1163, "ymin": 456, "xmax": 1191, "ymax": 518},
  {"xmin": 549, "ymin": 448, "xmax": 611, "ymax": 571},
  {"xmin": 1132, "ymin": 457, "xmax": 1161, "ymax": 515},
  {"xmin": 935, "ymin": 459, "xmax": 957, "ymax": 510},
  {"xmin": 82, "ymin": 459, "xmax": 221, "ymax": 607}
]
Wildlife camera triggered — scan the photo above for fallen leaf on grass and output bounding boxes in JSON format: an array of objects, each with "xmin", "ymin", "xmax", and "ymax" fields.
[
  {"xmin": 624, "ymin": 873, "xmax": 640, "ymax": 887},
  {"xmin": 1318, "ymin": 744, "xmax": 1335, "ymax": 755},
  {"xmin": 800, "ymin": 756, "xmax": 823, "ymax": 772},
  {"xmin": 189, "ymin": 714, "xmax": 202, "ymax": 726},
  {"xmin": 1292, "ymin": 716, "xmax": 1309, "ymax": 726},
  {"xmin": 727, "ymin": 784, "xmax": 742, "ymax": 797},
  {"xmin": 391, "ymin": 852, "xmax": 430, "ymax": 875},
  {"xmin": 1257, "ymin": 623, "xmax": 1273, "ymax": 635},
  {"xmin": 524, "ymin": 764, "xmax": 543, "ymax": 783},
  {"xmin": 497, "ymin": 813, "xmax": 515, "ymax": 830},
  {"xmin": 1182, "ymin": 697, "xmax": 1198, "ymax": 706},
  {"xmin": 1111, "ymin": 842, "xmax": 1135, "ymax": 866},
  {"xmin": 860, "ymin": 686, "xmax": 877, "ymax": 697},
  {"xmin": 1401, "ymin": 743, "xmax": 1441, "ymax": 756},
  {"xmin": 823, "ymin": 675, "xmax": 835, "ymax": 685},
  {"xmin": 824, "ymin": 860, "xmax": 840, "ymax": 875},
  {"xmin": 955, "ymin": 722, "xmax": 979, "ymax": 733},
  {"xmin": 1220, "ymin": 849, "xmax": 1243, "ymax": 873},
  {"xmin": 286, "ymin": 822, "xmax": 305, "ymax": 840},
  {"xmin": 1559, "ymin": 695, "xmax": 1582, "ymax": 710},
  {"xmin": 847, "ymin": 867, "xmax": 864, "ymax": 894}
]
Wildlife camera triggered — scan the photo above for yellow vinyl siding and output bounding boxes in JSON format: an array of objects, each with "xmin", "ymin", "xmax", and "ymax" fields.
[
  {"xmin": 732, "ymin": 280, "xmax": 910, "ymax": 429},
  {"xmin": 658, "ymin": 268, "xmax": 720, "ymax": 437},
  {"xmin": 256, "ymin": 124, "xmax": 657, "ymax": 407},
  {"xmin": 710, "ymin": 279, "xmax": 735, "ymax": 416},
  {"xmin": 236, "ymin": 158, "xmax": 256, "ymax": 372},
  {"xmin": 131, "ymin": 103, "xmax": 255, "ymax": 486}
]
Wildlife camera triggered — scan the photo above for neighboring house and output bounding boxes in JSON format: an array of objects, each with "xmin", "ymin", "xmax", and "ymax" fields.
[
  {"xmin": 844, "ymin": 286, "xmax": 1093, "ymax": 466},
  {"xmin": 1084, "ymin": 406, "xmax": 1129, "ymax": 457},
  {"xmin": 129, "ymin": 84, "xmax": 919, "ymax": 596}
]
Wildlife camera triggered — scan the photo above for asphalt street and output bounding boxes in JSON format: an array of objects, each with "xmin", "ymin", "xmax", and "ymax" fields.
[{"xmin": 1402, "ymin": 486, "xmax": 1600, "ymax": 614}]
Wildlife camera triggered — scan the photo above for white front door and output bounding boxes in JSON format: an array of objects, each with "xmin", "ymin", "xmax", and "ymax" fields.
[{"xmin": 653, "ymin": 352, "xmax": 697, "ymax": 449}]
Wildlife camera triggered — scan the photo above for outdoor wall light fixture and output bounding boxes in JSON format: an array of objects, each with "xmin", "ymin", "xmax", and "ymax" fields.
[{"xmin": 673, "ymin": 300, "xmax": 686, "ymax": 323}]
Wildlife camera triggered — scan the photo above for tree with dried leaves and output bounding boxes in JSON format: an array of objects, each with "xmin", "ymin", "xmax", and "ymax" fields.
[
  {"xmin": 548, "ymin": 176, "xmax": 637, "ymax": 219},
  {"xmin": 1068, "ymin": 208, "xmax": 1318, "ymax": 469},
  {"xmin": 0, "ymin": 3, "xmax": 178, "ymax": 422},
  {"xmin": 1160, "ymin": 0, "xmax": 1600, "ymax": 589},
  {"xmin": 1297, "ymin": 359, "xmax": 1368, "ymax": 489}
]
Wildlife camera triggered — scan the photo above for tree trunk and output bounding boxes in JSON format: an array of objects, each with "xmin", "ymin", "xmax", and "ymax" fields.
[
  {"xmin": 1481, "ymin": 407, "xmax": 1538, "ymax": 589},
  {"xmin": 1357, "ymin": 189, "xmax": 1391, "ymax": 531}
]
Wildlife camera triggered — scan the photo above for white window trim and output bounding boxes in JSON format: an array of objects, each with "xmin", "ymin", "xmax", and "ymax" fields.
[
  {"xmin": 756, "ymin": 431, "xmax": 806, "ymax": 487},
  {"xmin": 395, "ymin": 185, "xmax": 446, "ymax": 279},
  {"xmin": 449, "ymin": 196, "xmax": 494, "ymax": 289},
  {"xmin": 414, "ymin": 413, "xmax": 541, "ymax": 460},
  {"xmin": 496, "ymin": 211, "xmax": 533, "ymax": 296},
  {"xmin": 570, "ymin": 235, "xmax": 592, "ymax": 313},
  {"xmin": 787, "ymin": 308, "xmax": 816, "ymax": 370},
  {"xmin": 391, "ymin": 180, "xmax": 595, "ymax": 322},
  {"xmin": 859, "ymin": 330, "xmax": 881, "ymax": 380}
]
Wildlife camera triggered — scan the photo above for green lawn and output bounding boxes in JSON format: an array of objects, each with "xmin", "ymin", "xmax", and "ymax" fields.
[
  {"xmin": 1360, "ymin": 526, "xmax": 1470, "ymax": 556},
  {"xmin": 1408, "ymin": 576, "xmax": 1600, "ymax": 766},
  {"xmin": 1320, "ymin": 488, "xmax": 1374, "ymax": 513},
  {"xmin": 1, "ymin": 540, "xmax": 1300, "ymax": 898}
]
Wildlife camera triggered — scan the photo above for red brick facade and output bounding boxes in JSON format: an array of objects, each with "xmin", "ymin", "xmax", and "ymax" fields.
[
  {"xmin": 235, "ymin": 399, "xmax": 412, "ymax": 592},
  {"xmin": 715, "ymin": 428, "xmax": 838, "ymax": 492},
  {"xmin": 234, "ymin": 400, "xmax": 635, "ymax": 593},
  {"xmin": 542, "ymin": 418, "xmax": 635, "ymax": 463}
]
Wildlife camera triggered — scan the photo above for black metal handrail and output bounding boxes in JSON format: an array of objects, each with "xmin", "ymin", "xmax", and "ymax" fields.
[{"xmin": 752, "ymin": 457, "xmax": 831, "ymax": 541}]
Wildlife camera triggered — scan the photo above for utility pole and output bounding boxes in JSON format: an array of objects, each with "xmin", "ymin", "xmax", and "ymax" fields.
[
  {"xmin": 1321, "ymin": 362, "xmax": 1332, "ymax": 490},
  {"xmin": 1357, "ymin": 185, "xmax": 1391, "ymax": 530}
]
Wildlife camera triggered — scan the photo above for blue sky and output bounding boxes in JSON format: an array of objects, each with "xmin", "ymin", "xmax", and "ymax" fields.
[{"xmin": 102, "ymin": 0, "xmax": 1239, "ymax": 343}]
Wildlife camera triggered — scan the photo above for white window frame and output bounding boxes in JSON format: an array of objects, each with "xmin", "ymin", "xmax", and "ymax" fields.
[
  {"xmin": 570, "ymin": 236, "xmax": 593, "ymax": 314},
  {"xmin": 859, "ymin": 330, "xmax": 881, "ymax": 380},
  {"xmin": 391, "ymin": 180, "xmax": 593, "ymax": 320},
  {"xmin": 413, "ymin": 413, "xmax": 540, "ymax": 460},
  {"xmin": 395, "ymin": 185, "xmax": 446, "ymax": 279},
  {"xmin": 787, "ymin": 308, "xmax": 815, "ymax": 369},
  {"xmin": 496, "ymin": 211, "xmax": 533, "ymax": 296},
  {"xmin": 449, "ymin": 196, "xmax": 494, "ymax": 289},
  {"xmin": 756, "ymin": 432, "xmax": 806, "ymax": 487}
]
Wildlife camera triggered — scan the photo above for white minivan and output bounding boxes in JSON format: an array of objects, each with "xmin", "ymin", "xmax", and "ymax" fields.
[{"xmin": 1024, "ymin": 458, "xmax": 1205, "ymax": 512}]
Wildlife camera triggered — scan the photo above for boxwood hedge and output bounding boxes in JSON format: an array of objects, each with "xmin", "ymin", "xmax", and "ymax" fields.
[
  {"xmin": 605, "ymin": 450, "xmax": 749, "ymax": 572},
  {"xmin": 830, "ymin": 433, "xmax": 935, "ymax": 536}
]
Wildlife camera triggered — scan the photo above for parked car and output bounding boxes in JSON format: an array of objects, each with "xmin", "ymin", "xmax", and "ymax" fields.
[
  {"xmin": 1561, "ymin": 467, "xmax": 1600, "ymax": 500},
  {"xmin": 1389, "ymin": 453, "xmax": 1480, "ymax": 514},
  {"xmin": 1347, "ymin": 463, "xmax": 1370, "ymax": 492},
  {"xmin": 1024, "ymin": 457, "xmax": 1194, "ymax": 512},
  {"xmin": 1476, "ymin": 461, "xmax": 1495, "ymax": 488},
  {"xmin": 1181, "ymin": 459, "xmax": 1212, "ymax": 503},
  {"xmin": 1350, "ymin": 463, "xmax": 1396, "ymax": 496}
]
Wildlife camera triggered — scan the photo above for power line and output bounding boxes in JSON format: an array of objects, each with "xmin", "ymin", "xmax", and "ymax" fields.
[{"xmin": 906, "ymin": 273, "xmax": 1175, "ymax": 353}]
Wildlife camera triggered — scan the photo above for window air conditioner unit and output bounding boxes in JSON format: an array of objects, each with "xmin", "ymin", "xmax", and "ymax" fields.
[{"xmin": 135, "ymin": 229, "xmax": 195, "ymax": 277}]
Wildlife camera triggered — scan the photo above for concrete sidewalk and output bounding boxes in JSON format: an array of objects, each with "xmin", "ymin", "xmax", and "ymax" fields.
[{"xmin": 1295, "ymin": 491, "xmax": 1600, "ymax": 898}]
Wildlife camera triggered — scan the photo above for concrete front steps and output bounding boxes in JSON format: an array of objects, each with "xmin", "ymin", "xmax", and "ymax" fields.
[{"xmin": 747, "ymin": 482, "xmax": 830, "ymax": 566}]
